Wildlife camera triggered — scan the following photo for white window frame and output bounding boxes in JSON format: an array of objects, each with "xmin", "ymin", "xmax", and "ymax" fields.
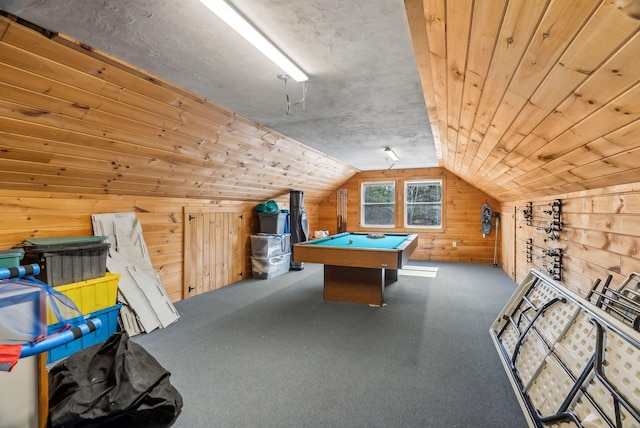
[
  {"xmin": 361, "ymin": 181, "xmax": 396, "ymax": 228},
  {"xmin": 404, "ymin": 179, "xmax": 443, "ymax": 229}
]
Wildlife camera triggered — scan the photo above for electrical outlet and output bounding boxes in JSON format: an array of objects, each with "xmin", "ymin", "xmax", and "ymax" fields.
[{"xmin": 452, "ymin": 241, "xmax": 456, "ymax": 247}]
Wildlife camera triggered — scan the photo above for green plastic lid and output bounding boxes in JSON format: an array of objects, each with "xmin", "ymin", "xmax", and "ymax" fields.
[
  {"xmin": 25, "ymin": 236, "xmax": 108, "ymax": 246},
  {"xmin": 0, "ymin": 248, "xmax": 24, "ymax": 256}
]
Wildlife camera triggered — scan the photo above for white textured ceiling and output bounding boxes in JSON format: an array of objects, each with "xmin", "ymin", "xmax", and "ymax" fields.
[{"xmin": 0, "ymin": 0, "xmax": 438, "ymax": 171}]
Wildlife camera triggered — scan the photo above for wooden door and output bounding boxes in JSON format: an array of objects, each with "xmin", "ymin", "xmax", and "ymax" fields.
[{"xmin": 184, "ymin": 208, "xmax": 244, "ymax": 298}]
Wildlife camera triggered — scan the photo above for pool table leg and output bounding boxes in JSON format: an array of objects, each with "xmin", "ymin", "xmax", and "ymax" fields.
[
  {"xmin": 385, "ymin": 268, "xmax": 398, "ymax": 283},
  {"xmin": 323, "ymin": 265, "xmax": 385, "ymax": 306}
]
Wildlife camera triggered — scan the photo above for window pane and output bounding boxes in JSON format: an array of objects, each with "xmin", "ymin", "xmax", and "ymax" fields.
[
  {"xmin": 407, "ymin": 204, "xmax": 441, "ymax": 226},
  {"xmin": 406, "ymin": 184, "xmax": 441, "ymax": 203},
  {"xmin": 364, "ymin": 204, "xmax": 395, "ymax": 225},
  {"xmin": 364, "ymin": 184, "xmax": 394, "ymax": 203},
  {"xmin": 362, "ymin": 182, "xmax": 395, "ymax": 227}
]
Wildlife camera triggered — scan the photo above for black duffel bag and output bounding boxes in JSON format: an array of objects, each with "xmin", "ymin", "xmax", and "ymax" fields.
[{"xmin": 48, "ymin": 331, "xmax": 183, "ymax": 427}]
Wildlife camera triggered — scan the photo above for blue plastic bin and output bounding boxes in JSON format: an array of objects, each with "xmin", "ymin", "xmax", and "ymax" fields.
[{"xmin": 46, "ymin": 303, "xmax": 121, "ymax": 364}]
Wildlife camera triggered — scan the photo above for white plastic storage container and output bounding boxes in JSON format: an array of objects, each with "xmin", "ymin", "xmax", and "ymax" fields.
[
  {"xmin": 250, "ymin": 233, "xmax": 290, "ymax": 257},
  {"xmin": 251, "ymin": 253, "xmax": 291, "ymax": 279}
]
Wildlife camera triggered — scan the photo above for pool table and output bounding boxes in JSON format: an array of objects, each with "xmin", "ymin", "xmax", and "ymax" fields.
[{"xmin": 292, "ymin": 232, "xmax": 418, "ymax": 305}]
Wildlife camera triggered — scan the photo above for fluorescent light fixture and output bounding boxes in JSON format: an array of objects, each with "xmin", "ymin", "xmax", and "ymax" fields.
[
  {"xmin": 385, "ymin": 147, "xmax": 399, "ymax": 161},
  {"xmin": 199, "ymin": 0, "xmax": 308, "ymax": 82}
]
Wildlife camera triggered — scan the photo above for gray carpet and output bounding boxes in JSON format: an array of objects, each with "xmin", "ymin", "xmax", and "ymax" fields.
[{"xmin": 133, "ymin": 262, "xmax": 528, "ymax": 428}]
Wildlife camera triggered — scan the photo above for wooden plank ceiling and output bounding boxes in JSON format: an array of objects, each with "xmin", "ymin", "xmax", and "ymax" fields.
[
  {"xmin": 405, "ymin": 0, "xmax": 640, "ymax": 202},
  {"xmin": 0, "ymin": 14, "xmax": 358, "ymax": 203},
  {"xmin": 3, "ymin": 3, "xmax": 640, "ymax": 205}
]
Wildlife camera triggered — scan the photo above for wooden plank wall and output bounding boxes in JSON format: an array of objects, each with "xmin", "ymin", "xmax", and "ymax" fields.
[
  {"xmin": 0, "ymin": 15, "xmax": 357, "ymax": 203},
  {"xmin": 0, "ymin": 14, "xmax": 335, "ymax": 304},
  {"xmin": 501, "ymin": 182, "xmax": 640, "ymax": 297},
  {"xmin": 0, "ymin": 189, "xmax": 317, "ymax": 302},
  {"xmin": 317, "ymin": 168, "xmax": 500, "ymax": 264}
]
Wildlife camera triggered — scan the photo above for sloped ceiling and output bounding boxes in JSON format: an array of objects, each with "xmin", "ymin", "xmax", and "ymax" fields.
[
  {"xmin": 405, "ymin": 0, "xmax": 640, "ymax": 202},
  {"xmin": 0, "ymin": 0, "xmax": 439, "ymax": 172},
  {"xmin": 0, "ymin": 13, "xmax": 359, "ymax": 203},
  {"xmin": 1, "ymin": 1, "xmax": 640, "ymax": 204}
]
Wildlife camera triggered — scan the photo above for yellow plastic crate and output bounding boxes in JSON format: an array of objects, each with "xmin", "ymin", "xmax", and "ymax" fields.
[{"xmin": 47, "ymin": 272, "xmax": 121, "ymax": 325}]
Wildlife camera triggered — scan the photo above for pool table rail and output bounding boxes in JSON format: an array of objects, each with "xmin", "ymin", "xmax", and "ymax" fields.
[
  {"xmin": 292, "ymin": 232, "xmax": 418, "ymax": 305},
  {"xmin": 293, "ymin": 233, "xmax": 418, "ymax": 270}
]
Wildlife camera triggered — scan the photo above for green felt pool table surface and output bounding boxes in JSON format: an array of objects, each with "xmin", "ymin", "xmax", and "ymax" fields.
[
  {"xmin": 292, "ymin": 232, "xmax": 419, "ymax": 305},
  {"xmin": 306, "ymin": 232, "xmax": 409, "ymax": 249}
]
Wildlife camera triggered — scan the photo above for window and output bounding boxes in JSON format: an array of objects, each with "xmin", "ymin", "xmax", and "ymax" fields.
[
  {"xmin": 405, "ymin": 179, "xmax": 442, "ymax": 228},
  {"xmin": 361, "ymin": 181, "xmax": 395, "ymax": 227}
]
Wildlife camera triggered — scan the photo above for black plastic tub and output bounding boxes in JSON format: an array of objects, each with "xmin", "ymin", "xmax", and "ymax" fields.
[{"xmin": 19, "ymin": 236, "xmax": 110, "ymax": 286}]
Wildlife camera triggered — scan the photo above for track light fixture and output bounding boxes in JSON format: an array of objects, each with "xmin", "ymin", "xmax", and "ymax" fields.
[
  {"xmin": 385, "ymin": 147, "xmax": 399, "ymax": 161},
  {"xmin": 199, "ymin": 0, "xmax": 308, "ymax": 82}
]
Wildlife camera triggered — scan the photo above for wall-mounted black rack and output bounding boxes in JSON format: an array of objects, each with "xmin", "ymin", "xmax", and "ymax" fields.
[
  {"xmin": 526, "ymin": 238, "xmax": 533, "ymax": 263},
  {"xmin": 543, "ymin": 247, "xmax": 563, "ymax": 281},
  {"xmin": 523, "ymin": 202, "xmax": 533, "ymax": 226},
  {"xmin": 537, "ymin": 199, "xmax": 563, "ymax": 242}
]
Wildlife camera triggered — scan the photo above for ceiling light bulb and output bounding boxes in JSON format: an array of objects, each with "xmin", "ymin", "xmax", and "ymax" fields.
[
  {"xmin": 200, "ymin": 0, "xmax": 308, "ymax": 82},
  {"xmin": 385, "ymin": 147, "xmax": 399, "ymax": 161}
]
